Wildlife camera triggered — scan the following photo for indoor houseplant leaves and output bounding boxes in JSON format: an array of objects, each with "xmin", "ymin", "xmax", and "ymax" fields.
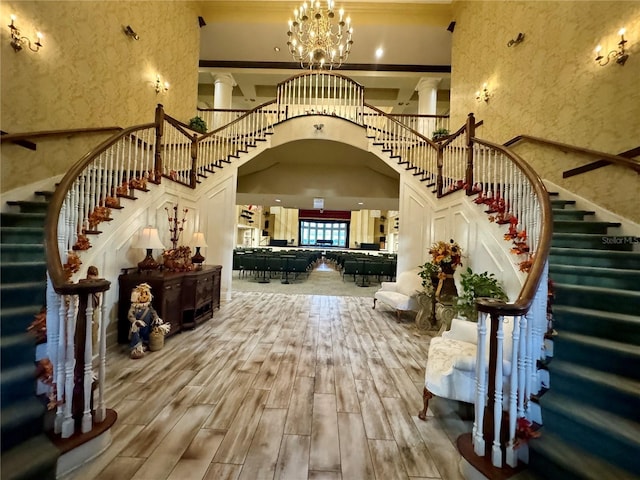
[{"xmin": 457, "ymin": 267, "xmax": 508, "ymax": 321}]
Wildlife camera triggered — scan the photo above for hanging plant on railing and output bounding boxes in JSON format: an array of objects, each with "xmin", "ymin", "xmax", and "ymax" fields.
[{"xmin": 188, "ymin": 116, "xmax": 207, "ymax": 134}]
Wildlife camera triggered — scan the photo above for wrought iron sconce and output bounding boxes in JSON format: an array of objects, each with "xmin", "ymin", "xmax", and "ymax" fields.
[
  {"xmin": 8, "ymin": 14, "xmax": 43, "ymax": 52},
  {"xmin": 123, "ymin": 25, "xmax": 139, "ymax": 40},
  {"xmin": 155, "ymin": 75, "xmax": 169, "ymax": 94},
  {"xmin": 595, "ymin": 28, "xmax": 629, "ymax": 66},
  {"xmin": 476, "ymin": 83, "xmax": 491, "ymax": 103},
  {"xmin": 507, "ymin": 32, "xmax": 525, "ymax": 47}
]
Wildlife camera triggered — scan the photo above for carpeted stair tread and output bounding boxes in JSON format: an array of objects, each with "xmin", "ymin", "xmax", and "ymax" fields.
[
  {"xmin": 1, "ymin": 434, "xmax": 58, "ymax": 480},
  {"xmin": 553, "ymin": 282, "xmax": 640, "ymax": 316},
  {"xmin": 552, "ymin": 220, "xmax": 621, "ymax": 234},
  {"xmin": 549, "ymin": 264, "xmax": 640, "ymax": 289},
  {"xmin": 557, "ymin": 331, "xmax": 640, "ymax": 357},
  {"xmin": 551, "ymin": 209, "xmax": 595, "ymax": 220},
  {"xmin": 1, "ymin": 364, "xmax": 37, "ymax": 405},
  {"xmin": 1, "ymin": 397, "xmax": 47, "ymax": 451},
  {"xmin": 549, "ymin": 360, "xmax": 640, "ymax": 406},
  {"xmin": 541, "ymin": 390, "xmax": 640, "ymax": 449},
  {"xmin": 0, "ymin": 212, "xmax": 46, "ymax": 228},
  {"xmin": 528, "ymin": 431, "xmax": 639, "ymax": 480},
  {"xmin": 552, "ymin": 305, "xmax": 640, "ymax": 344},
  {"xmin": 551, "ymin": 232, "xmax": 634, "ymax": 251},
  {"xmin": 549, "ymin": 246, "xmax": 640, "ymax": 269},
  {"xmin": 1, "ymin": 332, "xmax": 37, "ymax": 370}
]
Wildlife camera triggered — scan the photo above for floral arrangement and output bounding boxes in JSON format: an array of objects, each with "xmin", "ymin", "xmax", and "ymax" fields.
[
  {"xmin": 73, "ymin": 233, "xmax": 91, "ymax": 251},
  {"xmin": 104, "ymin": 196, "xmax": 120, "ymax": 208},
  {"xmin": 116, "ymin": 182, "xmax": 129, "ymax": 197},
  {"xmin": 27, "ymin": 307, "xmax": 47, "ymax": 344},
  {"xmin": 162, "ymin": 246, "xmax": 193, "ymax": 272},
  {"xmin": 87, "ymin": 205, "xmax": 111, "ymax": 230},
  {"xmin": 35, "ymin": 358, "xmax": 59, "ymax": 410},
  {"xmin": 130, "ymin": 175, "xmax": 148, "ymax": 190},
  {"xmin": 63, "ymin": 251, "xmax": 82, "ymax": 281},
  {"xmin": 514, "ymin": 417, "xmax": 541, "ymax": 448},
  {"xmin": 429, "ymin": 239, "xmax": 463, "ymax": 275}
]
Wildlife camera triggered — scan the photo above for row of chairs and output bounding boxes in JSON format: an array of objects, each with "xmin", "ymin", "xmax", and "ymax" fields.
[
  {"xmin": 324, "ymin": 252, "xmax": 397, "ymax": 284},
  {"xmin": 233, "ymin": 250, "xmax": 321, "ymax": 283}
]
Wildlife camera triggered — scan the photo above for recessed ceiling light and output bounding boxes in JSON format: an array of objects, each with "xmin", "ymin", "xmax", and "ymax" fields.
[
  {"xmin": 375, "ymin": 47, "xmax": 384, "ymax": 59},
  {"xmin": 358, "ymin": 202, "xmax": 364, "ymax": 205},
  {"xmin": 274, "ymin": 46, "xmax": 280, "ymax": 52},
  {"xmin": 275, "ymin": 199, "xmax": 281, "ymax": 203}
]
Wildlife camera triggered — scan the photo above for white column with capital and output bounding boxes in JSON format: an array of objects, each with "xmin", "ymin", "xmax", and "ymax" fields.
[
  {"xmin": 416, "ymin": 77, "xmax": 441, "ymax": 137},
  {"xmin": 211, "ymin": 73, "xmax": 236, "ymax": 129}
]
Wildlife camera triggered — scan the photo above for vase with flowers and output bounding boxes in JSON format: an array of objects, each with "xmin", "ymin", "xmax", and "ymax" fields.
[{"xmin": 428, "ymin": 239, "xmax": 463, "ymax": 303}]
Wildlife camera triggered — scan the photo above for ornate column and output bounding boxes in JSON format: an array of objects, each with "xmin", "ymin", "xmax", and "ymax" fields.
[
  {"xmin": 211, "ymin": 73, "xmax": 236, "ymax": 129},
  {"xmin": 415, "ymin": 77, "xmax": 441, "ymax": 137}
]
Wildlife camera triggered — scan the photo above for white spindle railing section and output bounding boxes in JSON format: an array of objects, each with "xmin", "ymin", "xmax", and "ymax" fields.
[
  {"xmin": 277, "ymin": 72, "xmax": 364, "ymax": 123},
  {"xmin": 440, "ymin": 132, "xmax": 467, "ymax": 195},
  {"xmin": 473, "ymin": 263, "xmax": 548, "ymax": 468},
  {"xmin": 363, "ymin": 105, "xmax": 439, "ymax": 183},
  {"xmin": 197, "ymin": 109, "xmax": 246, "ymax": 133},
  {"xmin": 162, "ymin": 119, "xmax": 194, "ymax": 185},
  {"xmin": 388, "ymin": 114, "xmax": 450, "ymax": 139}
]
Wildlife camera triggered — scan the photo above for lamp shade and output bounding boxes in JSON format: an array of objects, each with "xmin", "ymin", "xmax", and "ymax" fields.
[
  {"xmin": 191, "ymin": 232, "xmax": 208, "ymax": 248},
  {"xmin": 133, "ymin": 227, "xmax": 165, "ymax": 250}
]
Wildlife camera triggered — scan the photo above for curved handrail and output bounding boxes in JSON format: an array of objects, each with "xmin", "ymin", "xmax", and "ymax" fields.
[
  {"xmin": 44, "ymin": 123, "xmax": 155, "ymax": 295},
  {"xmin": 1, "ymin": 126, "xmax": 122, "ymax": 143},
  {"xmin": 196, "ymin": 99, "xmax": 278, "ymax": 142},
  {"xmin": 504, "ymin": 134, "xmax": 640, "ymax": 173},
  {"xmin": 276, "ymin": 70, "xmax": 365, "ymax": 90},
  {"xmin": 363, "ymin": 103, "xmax": 440, "ymax": 150},
  {"xmin": 474, "ymin": 137, "xmax": 553, "ymax": 316}
]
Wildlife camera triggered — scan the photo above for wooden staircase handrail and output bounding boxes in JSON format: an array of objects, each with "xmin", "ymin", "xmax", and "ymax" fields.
[
  {"xmin": 196, "ymin": 99, "xmax": 278, "ymax": 142},
  {"xmin": 473, "ymin": 136, "xmax": 553, "ymax": 316},
  {"xmin": 275, "ymin": 70, "xmax": 365, "ymax": 90},
  {"xmin": 44, "ymin": 123, "xmax": 155, "ymax": 295},
  {"xmin": 504, "ymin": 134, "xmax": 640, "ymax": 173},
  {"xmin": 0, "ymin": 126, "xmax": 123, "ymax": 143},
  {"xmin": 363, "ymin": 103, "xmax": 441, "ymax": 149}
]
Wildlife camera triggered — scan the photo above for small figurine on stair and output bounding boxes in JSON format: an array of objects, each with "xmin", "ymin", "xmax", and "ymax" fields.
[{"xmin": 128, "ymin": 282, "xmax": 170, "ymax": 359}]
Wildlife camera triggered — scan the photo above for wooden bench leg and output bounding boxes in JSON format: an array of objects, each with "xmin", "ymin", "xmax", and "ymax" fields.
[
  {"xmin": 418, "ymin": 387, "xmax": 434, "ymax": 421},
  {"xmin": 373, "ymin": 298, "xmax": 377, "ymax": 309}
]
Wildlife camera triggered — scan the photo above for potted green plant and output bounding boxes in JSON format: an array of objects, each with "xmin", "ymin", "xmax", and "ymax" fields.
[
  {"xmin": 432, "ymin": 127, "xmax": 449, "ymax": 141},
  {"xmin": 417, "ymin": 260, "xmax": 439, "ymax": 293},
  {"xmin": 457, "ymin": 267, "xmax": 508, "ymax": 321},
  {"xmin": 188, "ymin": 116, "xmax": 207, "ymax": 134}
]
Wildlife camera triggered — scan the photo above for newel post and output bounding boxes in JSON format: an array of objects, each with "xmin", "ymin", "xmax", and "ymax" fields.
[
  {"xmin": 465, "ymin": 112, "xmax": 476, "ymax": 195},
  {"xmin": 154, "ymin": 104, "xmax": 165, "ymax": 184},
  {"xmin": 190, "ymin": 133, "xmax": 198, "ymax": 188},
  {"xmin": 436, "ymin": 144, "xmax": 444, "ymax": 197}
]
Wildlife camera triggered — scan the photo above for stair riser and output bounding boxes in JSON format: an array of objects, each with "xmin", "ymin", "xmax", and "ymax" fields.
[
  {"xmin": 0, "ymin": 264, "xmax": 47, "ymax": 284},
  {"xmin": 550, "ymin": 253, "xmax": 640, "ymax": 270},
  {"xmin": 1, "ymin": 412, "xmax": 46, "ymax": 453},
  {"xmin": 1, "ymin": 229, "xmax": 44, "ymax": 244},
  {"xmin": 539, "ymin": 406, "xmax": 640, "ymax": 475},
  {"xmin": 554, "ymin": 337, "xmax": 640, "ymax": 381},
  {"xmin": 549, "ymin": 270, "xmax": 640, "ymax": 290},
  {"xmin": 550, "ymin": 200, "xmax": 576, "ymax": 209},
  {"xmin": 551, "ymin": 236, "xmax": 633, "ymax": 251},
  {"xmin": 554, "ymin": 287, "xmax": 640, "ymax": 316},
  {"xmin": 8, "ymin": 203, "xmax": 49, "ymax": 214},
  {"xmin": 552, "ymin": 211, "xmax": 593, "ymax": 221},
  {"xmin": 1, "ymin": 375, "xmax": 37, "ymax": 406},
  {"xmin": 553, "ymin": 222, "xmax": 617, "ymax": 234},
  {"xmin": 0, "ymin": 214, "xmax": 46, "ymax": 228},
  {"xmin": 0, "ymin": 309, "xmax": 42, "ymax": 336},
  {"xmin": 553, "ymin": 309, "xmax": 640, "ymax": 345},
  {"xmin": 0, "ymin": 246, "xmax": 45, "ymax": 263},
  {"xmin": 1, "ymin": 339, "xmax": 37, "ymax": 371},
  {"xmin": 548, "ymin": 368, "xmax": 640, "ymax": 420},
  {"xmin": 0, "ymin": 285, "xmax": 46, "ymax": 310},
  {"xmin": 527, "ymin": 449, "xmax": 583, "ymax": 480}
]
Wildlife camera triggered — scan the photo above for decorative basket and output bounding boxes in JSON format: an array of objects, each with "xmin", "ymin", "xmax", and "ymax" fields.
[{"xmin": 149, "ymin": 329, "xmax": 165, "ymax": 351}]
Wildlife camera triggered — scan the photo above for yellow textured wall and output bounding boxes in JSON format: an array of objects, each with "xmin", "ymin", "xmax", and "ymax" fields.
[
  {"xmin": 1, "ymin": 0, "xmax": 200, "ymax": 192},
  {"xmin": 450, "ymin": 1, "xmax": 640, "ymax": 221}
]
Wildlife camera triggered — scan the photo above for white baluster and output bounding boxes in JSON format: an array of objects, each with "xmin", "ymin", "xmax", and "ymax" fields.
[
  {"xmin": 474, "ymin": 312, "xmax": 488, "ymax": 456},
  {"xmin": 54, "ymin": 287, "xmax": 66, "ymax": 434},
  {"xmin": 506, "ymin": 315, "xmax": 522, "ymax": 467},
  {"xmin": 492, "ymin": 315, "xmax": 505, "ymax": 467},
  {"xmin": 61, "ymin": 295, "xmax": 78, "ymax": 438},
  {"xmin": 82, "ymin": 293, "xmax": 94, "ymax": 433}
]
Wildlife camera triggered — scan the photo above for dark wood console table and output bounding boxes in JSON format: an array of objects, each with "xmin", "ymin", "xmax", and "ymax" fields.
[{"xmin": 117, "ymin": 265, "xmax": 222, "ymax": 344}]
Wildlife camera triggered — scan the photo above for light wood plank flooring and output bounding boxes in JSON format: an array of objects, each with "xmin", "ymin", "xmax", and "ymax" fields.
[{"xmin": 67, "ymin": 291, "xmax": 471, "ymax": 480}]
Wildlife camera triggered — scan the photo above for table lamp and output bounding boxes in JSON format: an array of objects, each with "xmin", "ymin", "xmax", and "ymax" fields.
[
  {"xmin": 133, "ymin": 226, "xmax": 165, "ymax": 271},
  {"xmin": 191, "ymin": 232, "xmax": 208, "ymax": 268}
]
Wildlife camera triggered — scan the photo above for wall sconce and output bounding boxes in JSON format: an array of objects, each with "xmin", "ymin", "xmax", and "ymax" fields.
[
  {"xmin": 476, "ymin": 83, "xmax": 491, "ymax": 102},
  {"xmin": 123, "ymin": 25, "xmax": 139, "ymax": 40},
  {"xmin": 155, "ymin": 75, "xmax": 169, "ymax": 94},
  {"xmin": 595, "ymin": 28, "xmax": 629, "ymax": 66},
  {"xmin": 133, "ymin": 226, "xmax": 165, "ymax": 271},
  {"xmin": 190, "ymin": 232, "xmax": 208, "ymax": 268},
  {"xmin": 8, "ymin": 14, "xmax": 43, "ymax": 52},
  {"xmin": 507, "ymin": 32, "xmax": 525, "ymax": 47}
]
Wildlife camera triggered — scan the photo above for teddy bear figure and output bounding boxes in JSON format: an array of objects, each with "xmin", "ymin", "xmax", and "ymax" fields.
[{"xmin": 128, "ymin": 282, "xmax": 170, "ymax": 359}]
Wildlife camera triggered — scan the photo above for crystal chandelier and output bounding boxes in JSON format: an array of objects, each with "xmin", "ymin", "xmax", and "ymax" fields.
[{"xmin": 287, "ymin": 1, "xmax": 353, "ymax": 70}]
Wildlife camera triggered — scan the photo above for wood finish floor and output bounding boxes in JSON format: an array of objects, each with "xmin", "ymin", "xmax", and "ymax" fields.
[{"xmin": 67, "ymin": 291, "xmax": 470, "ymax": 480}]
